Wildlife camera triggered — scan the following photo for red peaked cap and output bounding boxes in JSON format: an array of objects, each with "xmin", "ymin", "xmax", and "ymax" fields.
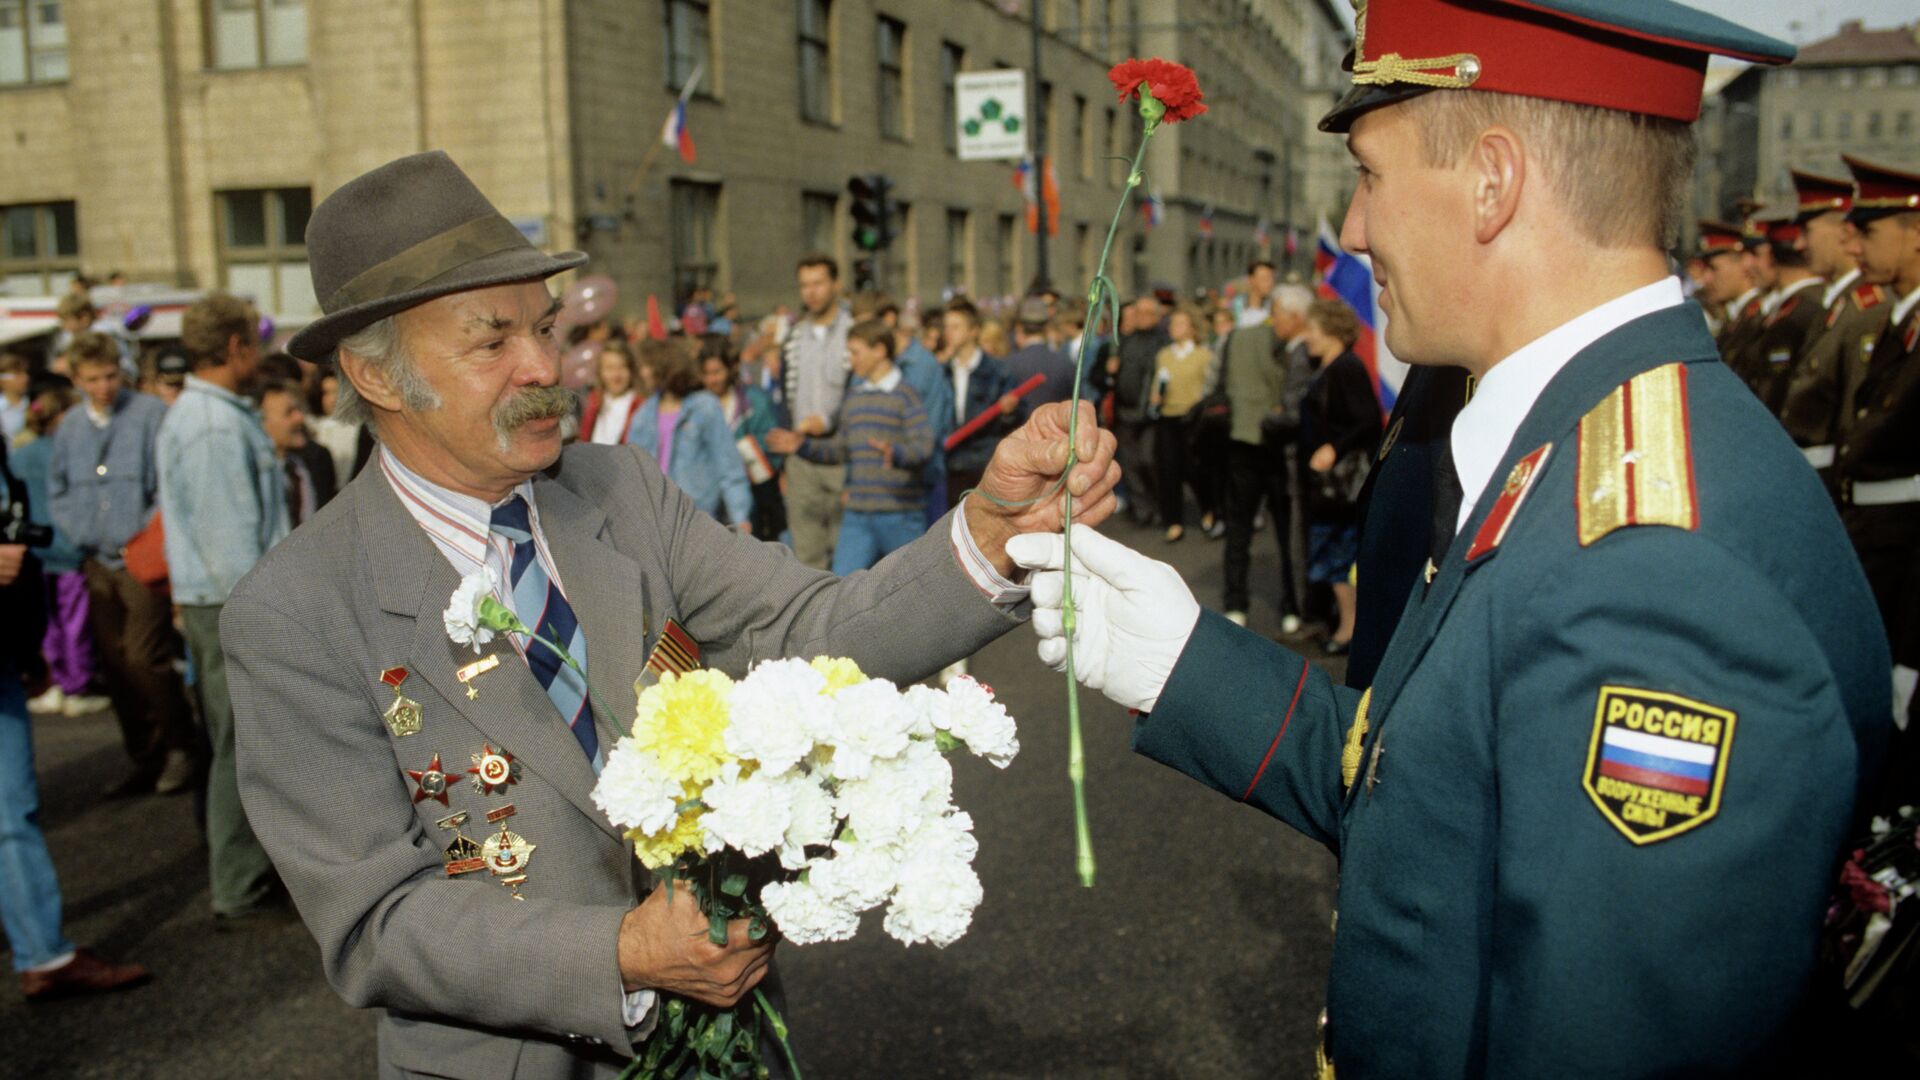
[
  {"xmin": 1842, "ymin": 155, "xmax": 1920, "ymax": 225},
  {"xmin": 1695, "ymin": 220, "xmax": 1745, "ymax": 256},
  {"xmin": 1759, "ymin": 216, "xmax": 1801, "ymax": 246},
  {"xmin": 1322, "ymin": 0, "xmax": 1794, "ymax": 133},
  {"xmin": 1790, "ymin": 169, "xmax": 1854, "ymax": 221}
]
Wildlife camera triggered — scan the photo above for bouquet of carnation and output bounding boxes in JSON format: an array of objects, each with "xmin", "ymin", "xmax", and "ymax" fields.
[{"xmin": 591, "ymin": 656, "xmax": 1019, "ymax": 1079}]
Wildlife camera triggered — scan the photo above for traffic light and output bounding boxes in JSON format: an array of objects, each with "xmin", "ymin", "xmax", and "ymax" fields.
[{"xmin": 848, "ymin": 174, "xmax": 895, "ymax": 252}]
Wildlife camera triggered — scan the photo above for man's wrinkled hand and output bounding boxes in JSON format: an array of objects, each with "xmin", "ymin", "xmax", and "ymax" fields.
[
  {"xmin": 618, "ymin": 883, "xmax": 774, "ymax": 1008},
  {"xmin": 1007, "ymin": 528, "xmax": 1200, "ymax": 713},
  {"xmin": 965, "ymin": 401, "xmax": 1121, "ymax": 576}
]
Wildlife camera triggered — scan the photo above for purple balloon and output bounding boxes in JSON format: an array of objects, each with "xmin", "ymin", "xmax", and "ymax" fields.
[
  {"xmin": 122, "ymin": 305, "xmax": 153, "ymax": 332},
  {"xmin": 257, "ymin": 316, "xmax": 276, "ymax": 344}
]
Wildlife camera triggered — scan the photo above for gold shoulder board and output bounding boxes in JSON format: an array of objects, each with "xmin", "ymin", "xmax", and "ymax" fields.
[{"xmin": 1576, "ymin": 363, "xmax": 1700, "ymax": 547}]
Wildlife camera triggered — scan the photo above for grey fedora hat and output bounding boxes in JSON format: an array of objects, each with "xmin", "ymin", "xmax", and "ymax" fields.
[{"xmin": 286, "ymin": 150, "xmax": 587, "ymax": 362}]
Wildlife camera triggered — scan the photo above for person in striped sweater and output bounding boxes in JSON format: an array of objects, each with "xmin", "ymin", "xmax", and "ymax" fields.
[{"xmin": 767, "ymin": 319, "xmax": 934, "ymax": 575}]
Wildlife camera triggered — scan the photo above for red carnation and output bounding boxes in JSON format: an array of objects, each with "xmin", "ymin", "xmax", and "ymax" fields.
[{"xmin": 1109, "ymin": 58, "xmax": 1207, "ymax": 123}]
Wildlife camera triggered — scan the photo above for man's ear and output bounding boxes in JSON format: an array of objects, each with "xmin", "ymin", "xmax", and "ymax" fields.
[
  {"xmin": 1471, "ymin": 125, "xmax": 1526, "ymax": 246},
  {"xmin": 338, "ymin": 348, "xmax": 402, "ymax": 413}
]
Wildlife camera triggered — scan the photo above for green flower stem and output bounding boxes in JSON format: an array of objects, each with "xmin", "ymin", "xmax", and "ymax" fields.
[
  {"xmin": 1059, "ymin": 91, "xmax": 1163, "ymax": 890},
  {"xmin": 755, "ymin": 989, "xmax": 804, "ymax": 1080},
  {"xmin": 477, "ymin": 597, "xmax": 614, "ymax": 734}
]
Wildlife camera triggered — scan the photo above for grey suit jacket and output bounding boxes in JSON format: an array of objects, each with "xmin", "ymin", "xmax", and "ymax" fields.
[{"xmin": 223, "ymin": 443, "xmax": 1019, "ymax": 1079}]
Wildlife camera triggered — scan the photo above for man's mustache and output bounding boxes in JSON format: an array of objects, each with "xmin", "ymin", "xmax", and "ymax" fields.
[{"xmin": 492, "ymin": 386, "xmax": 574, "ymax": 432}]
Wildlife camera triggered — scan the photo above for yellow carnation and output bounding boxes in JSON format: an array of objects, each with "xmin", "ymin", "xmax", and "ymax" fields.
[
  {"xmin": 810, "ymin": 656, "xmax": 867, "ymax": 694},
  {"xmin": 630, "ymin": 669, "xmax": 735, "ymax": 786},
  {"xmin": 628, "ymin": 803, "xmax": 706, "ymax": 869}
]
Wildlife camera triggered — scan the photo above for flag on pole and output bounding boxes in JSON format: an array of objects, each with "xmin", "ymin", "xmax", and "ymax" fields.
[
  {"xmin": 1314, "ymin": 216, "xmax": 1406, "ymax": 411},
  {"xmin": 646, "ymin": 295, "xmax": 668, "ymax": 341},
  {"xmin": 1197, "ymin": 205, "xmax": 1214, "ymax": 240},
  {"xmin": 1138, "ymin": 187, "xmax": 1163, "ymax": 230},
  {"xmin": 1253, "ymin": 216, "xmax": 1271, "ymax": 253},
  {"xmin": 660, "ymin": 65, "xmax": 703, "ymax": 164},
  {"xmin": 1283, "ymin": 226, "xmax": 1298, "ymax": 257},
  {"xmin": 1013, "ymin": 159, "xmax": 1061, "ymax": 237}
]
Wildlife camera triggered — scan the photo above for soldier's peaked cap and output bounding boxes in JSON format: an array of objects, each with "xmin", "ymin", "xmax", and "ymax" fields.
[
  {"xmin": 1321, "ymin": 0, "xmax": 1794, "ymax": 134},
  {"xmin": 1789, "ymin": 169, "xmax": 1854, "ymax": 223},
  {"xmin": 1841, "ymin": 156, "xmax": 1920, "ymax": 227}
]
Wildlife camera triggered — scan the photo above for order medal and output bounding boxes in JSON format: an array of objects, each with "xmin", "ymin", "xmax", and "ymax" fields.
[
  {"xmin": 381, "ymin": 666, "xmax": 424, "ymax": 738},
  {"xmin": 406, "ymin": 753, "xmax": 455, "ymax": 806},
  {"xmin": 437, "ymin": 812, "xmax": 485, "ymax": 873},
  {"xmin": 480, "ymin": 805, "xmax": 534, "ymax": 898},
  {"xmin": 468, "ymin": 743, "xmax": 521, "ymax": 795}
]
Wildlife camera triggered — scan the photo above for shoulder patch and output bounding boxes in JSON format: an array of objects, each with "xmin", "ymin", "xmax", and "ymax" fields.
[
  {"xmin": 1583, "ymin": 686, "xmax": 1735, "ymax": 845},
  {"xmin": 1855, "ymin": 282, "xmax": 1887, "ymax": 310},
  {"xmin": 1576, "ymin": 362, "xmax": 1699, "ymax": 547}
]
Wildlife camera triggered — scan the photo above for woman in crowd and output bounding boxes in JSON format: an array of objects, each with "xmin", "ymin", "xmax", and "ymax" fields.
[
  {"xmin": 626, "ymin": 338, "xmax": 752, "ymax": 529},
  {"xmin": 1149, "ymin": 303, "xmax": 1216, "ymax": 542},
  {"xmin": 12, "ymin": 388, "xmax": 108, "ymax": 717},
  {"xmin": 1298, "ymin": 297, "xmax": 1382, "ymax": 655},
  {"xmin": 305, "ymin": 368, "xmax": 367, "ymax": 482},
  {"xmin": 697, "ymin": 334, "xmax": 785, "ymax": 541},
  {"xmin": 578, "ymin": 339, "xmax": 643, "ymax": 446}
]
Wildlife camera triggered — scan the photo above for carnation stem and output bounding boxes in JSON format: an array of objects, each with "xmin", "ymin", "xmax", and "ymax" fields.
[
  {"xmin": 754, "ymin": 989, "xmax": 804, "ymax": 1079},
  {"xmin": 1059, "ymin": 99, "xmax": 1161, "ymax": 890},
  {"xmin": 518, "ymin": 626, "xmax": 615, "ymax": 744}
]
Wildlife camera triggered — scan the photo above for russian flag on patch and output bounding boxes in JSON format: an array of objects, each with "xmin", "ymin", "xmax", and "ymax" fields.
[{"xmin": 1597, "ymin": 727, "xmax": 1716, "ymax": 796}]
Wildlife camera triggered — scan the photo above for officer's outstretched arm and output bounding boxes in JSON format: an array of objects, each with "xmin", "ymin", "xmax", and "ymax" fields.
[
  {"xmin": 1480, "ymin": 527, "xmax": 1874, "ymax": 1073},
  {"xmin": 1012, "ymin": 530, "xmax": 1361, "ymax": 848}
]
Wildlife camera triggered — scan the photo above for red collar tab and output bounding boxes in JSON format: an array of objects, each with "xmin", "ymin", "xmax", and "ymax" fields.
[{"xmin": 1466, "ymin": 443, "xmax": 1553, "ymax": 562}]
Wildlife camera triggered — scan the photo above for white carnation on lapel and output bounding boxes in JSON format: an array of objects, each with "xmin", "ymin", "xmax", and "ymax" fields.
[
  {"xmin": 590, "ymin": 738, "xmax": 682, "ymax": 836},
  {"xmin": 938, "ymin": 675, "xmax": 1021, "ymax": 768},
  {"xmin": 443, "ymin": 568, "xmax": 500, "ymax": 652}
]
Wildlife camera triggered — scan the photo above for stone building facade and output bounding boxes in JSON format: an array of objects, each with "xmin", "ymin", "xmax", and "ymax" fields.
[{"xmin": 0, "ymin": 0, "xmax": 1354, "ymax": 320}]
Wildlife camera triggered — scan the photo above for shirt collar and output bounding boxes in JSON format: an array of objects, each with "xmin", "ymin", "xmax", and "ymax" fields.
[
  {"xmin": 1731, "ymin": 286, "xmax": 1763, "ymax": 315},
  {"xmin": 858, "ymin": 367, "xmax": 903, "ymax": 392},
  {"xmin": 1763, "ymin": 275, "xmax": 1823, "ymax": 315},
  {"xmin": 953, "ymin": 348, "xmax": 983, "ymax": 375},
  {"xmin": 379, "ymin": 445, "xmax": 538, "ymax": 573},
  {"xmin": 1823, "ymin": 267, "xmax": 1862, "ymax": 310},
  {"xmin": 1451, "ymin": 277, "xmax": 1685, "ymax": 533},
  {"xmin": 183, "ymin": 373, "xmax": 253, "ymax": 410},
  {"xmin": 1894, "ymin": 284, "xmax": 1920, "ymax": 332}
]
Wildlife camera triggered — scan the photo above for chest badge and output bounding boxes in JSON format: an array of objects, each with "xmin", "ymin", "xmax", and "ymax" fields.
[
  {"xmin": 380, "ymin": 666, "xmax": 424, "ymax": 738},
  {"xmin": 437, "ymin": 811, "xmax": 486, "ymax": 874},
  {"xmin": 481, "ymin": 805, "xmax": 535, "ymax": 900},
  {"xmin": 455, "ymin": 654, "xmax": 501, "ymax": 701},
  {"xmin": 406, "ymin": 753, "xmax": 455, "ymax": 806},
  {"xmin": 1582, "ymin": 686, "xmax": 1736, "ymax": 845},
  {"xmin": 468, "ymin": 744, "xmax": 522, "ymax": 795}
]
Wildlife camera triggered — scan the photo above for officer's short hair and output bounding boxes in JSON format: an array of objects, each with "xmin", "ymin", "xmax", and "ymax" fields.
[{"xmin": 1405, "ymin": 90, "xmax": 1696, "ymax": 252}]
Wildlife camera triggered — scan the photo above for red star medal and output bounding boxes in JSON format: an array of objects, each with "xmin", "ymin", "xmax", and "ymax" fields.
[
  {"xmin": 406, "ymin": 754, "xmax": 454, "ymax": 806},
  {"xmin": 468, "ymin": 744, "xmax": 521, "ymax": 795}
]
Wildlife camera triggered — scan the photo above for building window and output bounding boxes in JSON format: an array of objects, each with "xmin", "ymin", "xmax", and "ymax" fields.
[
  {"xmin": 1, "ymin": 200, "xmax": 78, "ymax": 295},
  {"xmin": 1106, "ymin": 106, "xmax": 1121, "ymax": 186},
  {"xmin": 1836, "ymin": 111, "xmax": 1852, "ymax": 139},
  {"xmin": 1074, "ymin": 221, "xmax": 1091, "ymax": 290},
  {"xmin": 946, "ymin": 209, "xmax": 970, "ymax": 294},
  {"xmin": 670, "ymin": 180, "xmax": 721, "ymax": 307},
  {"xmin": 1893, "ymin": 66, "xmax": 1919, "ymax": 87},
  {"xmin": 1779, "ymin": 113, "xmax": 1793, "ymax": 140},
  {"xmin": 994, "ymin": 214, "xmax": 1016, "ymax": 298},
  {"xmin": 1059, "ymin": 0, "xmax": 1082, "ymax": 45},
  {"xmin": 1897, "ymin": 111, "xmax": 1913, "ymax": 137},
  {"xmin": 1835, "ymin": 69, "xmax": 1856, "ymax": 89},
  {"xmin": 664, "ymin": 0, "xmax": 711, "ymax": 93},
  {"xmin": 1074, "ymin": 94, "xmax": 1092, "ymax": 179},
  {"xmin": 1809, "ymin": 111, "xmax": 1823, "ymax": 139},
  {"xmin": 1863, "ymin": 66, "xmax": 1887, "ymax": 88},
  {"xmin": 0, "ymin": 0, "xmax": 64, "ymax": 86},
  {"xmin": 1868, "ymin": 111, "xmax": 1883, "ymax": 138},
  {"xmin": 891, "ymin": 200, "xmax": 914, "ymax": 295},
  {"xmin": 801, "ymin": 191, "xmax": 837, "ymax": 263},
  {"xmin": 1038, "ymin": 79, "xmax": 1054, "ymax": 161},
  {"xmin": 1778, "ymin": 69, "xmax": 1799, "ymax": 89},
  {"xmin": 217, "ymin": 188, "xmax": 315, "ymax": 316},
  {"xmin": 797, "ymin": 0, "xmax": 832, "ymax": 123},
  {"xmin": 941, "ymin": 41, "xmax": 964, "ymax": 155},
  {"xmin": 209, "ymin": 0, "xmax": 307, "ymax": 70},
  {"xmin": 877, "ymin": 15, "xmax": 906, "ymax": 140}
]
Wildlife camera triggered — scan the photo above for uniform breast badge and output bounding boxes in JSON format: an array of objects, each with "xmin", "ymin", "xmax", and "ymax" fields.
[
  {"xmin": 455, "ymin": 654, "xmax": 501, "ymax": 701},
  {"xmin": 380, "ymin": 666, "xmax": 424, "ymax": 738},
  {"xmin": 468, "ymin": 744, "xmax": 521, "ymax": 795},
  {"xmin": 406, "ymin": 753, "xmax": 455, "ymax": 806},
  {"xmin": 480, "ymin": 805, "xmax": 535, "ymax": 899},
  {"xmin": 438, "ymin": 812, "xmax": 487, "ymax": 875}
]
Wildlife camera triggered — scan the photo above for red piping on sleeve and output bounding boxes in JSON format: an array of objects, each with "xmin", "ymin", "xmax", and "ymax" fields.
[{"xmin": 1241, "ymin": 660, "xmax": 1310, "ymax": 802}]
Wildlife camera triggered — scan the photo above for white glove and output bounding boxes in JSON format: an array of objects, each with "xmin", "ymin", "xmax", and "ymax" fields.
[{"xmin": 1006, "ymin": 528, "xmax": 1201, "ymax": 713}]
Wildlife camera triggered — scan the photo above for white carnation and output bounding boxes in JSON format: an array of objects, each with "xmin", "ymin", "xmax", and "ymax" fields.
[
  {"xmin": 900, "ymin": 684, "xmax": 946, "ymax": 739},
  {"xmin": 821, "ymin": 678, "xmax": 914, "ymax": 781},
  {"xmin": 760, "ymin": 878, "xmax": 859, "ymax": 945},
  {"xmin": 834, "ymin": 739, "xmax": 953, "ymax": 848},
  {"xmin": 883, "ymin": 826, "xmax": 983, "ymax": 948},
  {"xmin": 808, "ymin": 838, "xmax": 902, "ymax": 913},
  {"xmin": 591, "ymin": 738, "xmax": 684, "ymax": 835},
  {"xmin": 699, "ymin": 763, "xmax": 795, "ymax": 857},
  {"xmin": 442, "ymin": 568, "xmax": 500, "ymax": 652},
  {"xmin": 727, "ymin": 659, "xmax": 833, "ymax": 774},
  {"xmin": 938, "ymin": 675, "xmax": 1021, "ymax": 768},
  {"xmin": 778, "ymin": 775, "xmax": 838, "ymax": 870}
]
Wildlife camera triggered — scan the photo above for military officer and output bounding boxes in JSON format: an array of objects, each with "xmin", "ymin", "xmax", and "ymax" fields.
[
  {"xmin": 1012, "ymin": 0, "xmax": 1890, "ymax": 1075},
  {"xmin": 1835, "ymin": 154, "xmax": 1920, "ymax": 811},
  {"xmin": 1778, "ymin": 168, "xmax": 1894, "ymax": 496},
  {"xmin": 1747, "ymin": 216, "xmax": 1827, "ymax": 415},
  {"xmin": 1699, "ymin": 219, "xmax": 1762, "ymax": 376}
]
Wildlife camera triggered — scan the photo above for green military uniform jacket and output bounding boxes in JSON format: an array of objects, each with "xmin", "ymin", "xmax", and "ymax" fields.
[
  {"xmin": 1135, "ymin": 303, "xmax": 1891, "ymax": 1077},
  {"xmin": 1780, "ymin": 276, "xmax": 1894, "ymax": 492},
  {"xmin": 1749, "ymin": 278, "xmax": 1826, "ymax": 415}
]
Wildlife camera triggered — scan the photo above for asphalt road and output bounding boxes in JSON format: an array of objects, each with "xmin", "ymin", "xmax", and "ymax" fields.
[{"xmin": 4, "ymin": 512, "xmax": 1340, "ymax": 1079}]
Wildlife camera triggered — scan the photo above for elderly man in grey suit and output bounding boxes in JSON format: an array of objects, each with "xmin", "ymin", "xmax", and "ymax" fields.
[{"xmin": 222, "ymin": 151, "xmax": 1118, "ymax": 1080}]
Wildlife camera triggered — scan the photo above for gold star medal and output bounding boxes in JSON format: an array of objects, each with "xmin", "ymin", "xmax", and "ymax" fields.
[
  {"xmin": 380, "ymin": 667, "xmax": 424, "ymax": 738},
  {"xmin": 467, "ymin": 744, "xmax": 521, "ymax": 795},
  {"xmin": 455, "ymin": 654, "xmax": 501, "ymax": 701}
]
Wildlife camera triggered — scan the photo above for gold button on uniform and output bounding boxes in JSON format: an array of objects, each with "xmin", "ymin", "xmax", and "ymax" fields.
[{"xmin": 95, "ymin": 464, "xmax": 107, "ymax": 476}]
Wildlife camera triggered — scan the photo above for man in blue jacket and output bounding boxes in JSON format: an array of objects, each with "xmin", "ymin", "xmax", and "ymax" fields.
[{"xmin": 1014, "ymin": 0, "xmax": 1889, "ymax": 1073}]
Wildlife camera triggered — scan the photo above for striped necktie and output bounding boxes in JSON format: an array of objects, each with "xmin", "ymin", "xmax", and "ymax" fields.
[{"xmin": 489, "ymin": 495, "xmax": 599, "ymax": 765}]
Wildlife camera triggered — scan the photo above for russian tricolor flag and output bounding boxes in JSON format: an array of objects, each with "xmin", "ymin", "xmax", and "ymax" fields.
[
  {"xmin": 1314, "ymin": 216, "xmax": 1406, "ymax": 412},
  {"xmin": 661, "ymin": 98, "xmax": 696, "ymax": 164},
  {"xmin": 1596, "ymin": 727, "xmax": 1717, "ymax": 797},
  {"xmin": 1139, "ymin": 188, "xmax": 1162, "ymax": 230}
]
